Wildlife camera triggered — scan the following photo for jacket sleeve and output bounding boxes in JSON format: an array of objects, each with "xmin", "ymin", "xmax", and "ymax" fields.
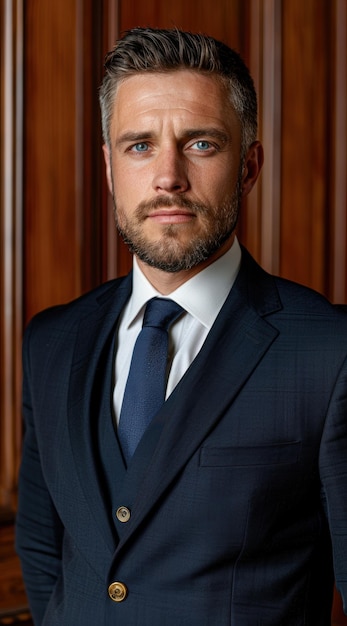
[
  {"xmin": 320, "ymin": 354, "xmax": 347, "ymax": 615},
  {"xmin": 15, "ymin": 321, "xmax": 64, "ymax": 626}
]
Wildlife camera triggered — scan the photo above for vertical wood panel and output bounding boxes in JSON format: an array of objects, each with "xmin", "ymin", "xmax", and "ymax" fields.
[
  {"xmin": 245, "ymin": 0, "xmax": 282, "ymax": 273},
  {"xmin": 24, "ymin": 1, "xmax": 81, "ymax": 320},
  {"xmin": 329, "ymin": 0, "xmax": 347, "ymax": 303},
  {"xmin": 119, "ymin": 0, "xmax": 245, "ymax": 43},
  {"xmin": 0, "ymin": 0, "xmax": 23, "ymax": 514},
  {"xmin": 100, "ymin": 0, "xmax": 128, "ymax": 280},
  {"xmin": 280, "ymin": 0, "xmax": 330, "ymax": 292},
  {"xmin": 0, "ymin": 0, "xmax": 30, "ymax": 619},
  {"xmin": 23, "ymin": 0, "xmax": 105, "ymax": 322}
]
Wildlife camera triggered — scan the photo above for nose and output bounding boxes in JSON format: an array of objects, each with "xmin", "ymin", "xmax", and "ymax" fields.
[{"xmin": 152, "ymin": 147, "xmax": 189, "ymax": 194}]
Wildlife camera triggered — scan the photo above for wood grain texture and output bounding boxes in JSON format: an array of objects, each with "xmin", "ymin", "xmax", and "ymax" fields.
[
  {"xmin": 0, "ymin": 0, "xmax": 23, "ymax": 514},
  {"xmin": 280, "ymin": 0, "xmax": 330, "ymax": 291}
]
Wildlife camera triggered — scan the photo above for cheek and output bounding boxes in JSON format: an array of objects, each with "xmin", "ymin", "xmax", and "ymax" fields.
[
  {"xmin": 113, "ymin": 161, "xmax": 151, "ymax": 204},
  {"xmin": 112, "ymin": 166, "xmax": 133, "ymax": 204},
  {"xmin": 191, "ymin": 162, "xmax": 238, "ymax": 202},
  {"xmin": 196, "ymin": 180, "xmax": 235, "ymax": 208}
]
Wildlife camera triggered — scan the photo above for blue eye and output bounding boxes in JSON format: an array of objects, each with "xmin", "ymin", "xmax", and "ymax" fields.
[
  {"xmin": 195, "ymin": 140, "xmax": 211, "ymax": 150},
  {"xmin": 132, "ymin": 142, "xmax": 148, "ymax": 152}
]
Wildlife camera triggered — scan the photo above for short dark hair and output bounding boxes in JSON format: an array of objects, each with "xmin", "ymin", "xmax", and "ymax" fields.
[{"xmin": 99, "ymin": 27, "xmax": 258, "ymax": 158}]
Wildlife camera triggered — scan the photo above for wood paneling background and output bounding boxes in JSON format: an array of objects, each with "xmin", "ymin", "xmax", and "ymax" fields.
[{"xmin": 0, "ymin": 0, "xmax": 346, "ymax": 622}]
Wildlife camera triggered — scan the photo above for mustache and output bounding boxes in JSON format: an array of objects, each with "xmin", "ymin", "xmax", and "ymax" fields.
[{"xmin": 135, "ymin": 195, "xmax": 209, "ymax": 216}]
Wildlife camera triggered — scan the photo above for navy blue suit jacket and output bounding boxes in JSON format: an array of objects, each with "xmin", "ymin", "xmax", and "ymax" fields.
[{"xmin": 16, "ymin": 248, "xmax": 347, "ymax": 625}]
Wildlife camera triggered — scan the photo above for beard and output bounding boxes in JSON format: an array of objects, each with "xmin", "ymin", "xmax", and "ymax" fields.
[{"xmin": 111, "ymin": 172, "xmax": 243, "ymax": 273}]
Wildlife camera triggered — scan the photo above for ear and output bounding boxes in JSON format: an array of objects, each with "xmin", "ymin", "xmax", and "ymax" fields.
[
  {"xmin": 241, "ymin": 141, "xmax": 264, "ymax": 197},
  {"xmin": 102, "ymin": 144, "xmax": 113, "ymax": 195}
]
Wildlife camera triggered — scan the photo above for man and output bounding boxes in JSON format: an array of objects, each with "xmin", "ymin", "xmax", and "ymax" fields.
[{"xmin": 16, "ymin": 27, "xmax": 347, "ymax": 625}]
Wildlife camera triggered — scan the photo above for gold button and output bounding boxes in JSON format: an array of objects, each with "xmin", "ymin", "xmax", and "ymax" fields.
[
  {"xmin": 108, "ymin": 581, "xmax": 128, "ymax": 602},
  {"xmin": 116, "ymin": 506, "xmax": 131, "ymax": 522}
]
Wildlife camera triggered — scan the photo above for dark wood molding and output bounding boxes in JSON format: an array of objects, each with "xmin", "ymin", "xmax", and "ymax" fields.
[
  {"xmin": 329, "ymin": 0, "xmax": 347, "ymax": 303},
  {"xmin": 0, "ymin": 0, "xmax": 24, "ymax": 515},
  {"xmin": 244, "ymin": 0, "xmax": 282, "ymax": 273}
]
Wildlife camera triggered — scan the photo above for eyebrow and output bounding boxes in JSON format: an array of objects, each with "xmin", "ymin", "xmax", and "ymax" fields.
[
  {"xmin": 184, "ymin": 128, "xmax": 230, "ymax": 145},
  {"xmin": 115, "ymin": 132, "xmax": 153, "ymax": 147},
  {"xmin": 115, "ymin": 127, "xmax": 230, "ymax": 148}
]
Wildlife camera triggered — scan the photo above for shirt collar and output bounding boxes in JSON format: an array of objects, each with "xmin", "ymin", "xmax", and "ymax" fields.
[{"xmin": 127, "ymin": 237, "xmax": 241, "ymax": 329}]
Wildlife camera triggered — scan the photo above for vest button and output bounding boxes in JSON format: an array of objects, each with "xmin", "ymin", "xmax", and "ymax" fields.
[
  {"xmin": 116, "ymin": 506, "xmax": 131, "ymax": 522},
  {"xmin": 108, "ymin": 581, "xmax": 128, "ymax": 602}
]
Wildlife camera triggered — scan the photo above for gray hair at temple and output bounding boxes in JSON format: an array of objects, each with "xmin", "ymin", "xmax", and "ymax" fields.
[{"xmin": 99, "ymin": 27, "xmax": 258, "ymax": 160}]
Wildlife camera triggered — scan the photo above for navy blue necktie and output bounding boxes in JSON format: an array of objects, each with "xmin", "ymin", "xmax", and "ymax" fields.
[{"xmin": 118, "ymin": 298, "xmax": 184, "ymax": 463}]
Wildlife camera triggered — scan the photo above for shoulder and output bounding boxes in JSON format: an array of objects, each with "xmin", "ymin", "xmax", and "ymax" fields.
[
  {"xmin": 240, "ymin": 245, "xmax": 347, "ymax": 323},
  {"xmin": 24, "ymin": 275, "xmax": 130, "ymax": 342}
]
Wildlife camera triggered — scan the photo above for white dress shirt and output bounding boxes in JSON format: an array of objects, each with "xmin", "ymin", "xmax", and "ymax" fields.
[{"xmin": 113, "ymin": 238, "xmax": 242, "ymax": 424}]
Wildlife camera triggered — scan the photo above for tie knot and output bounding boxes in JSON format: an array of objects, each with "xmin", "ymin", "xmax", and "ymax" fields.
[{"xmin": 143, "ymin": 298, "xmax": 184, "ymax": 331}]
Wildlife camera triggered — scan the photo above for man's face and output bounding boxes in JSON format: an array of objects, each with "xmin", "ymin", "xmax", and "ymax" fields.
[{"xmin": 103, "ymin": 70, "xmax": 250, "ymax": 273}]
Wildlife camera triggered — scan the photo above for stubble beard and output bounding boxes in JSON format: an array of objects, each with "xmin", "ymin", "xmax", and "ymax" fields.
[{"xmin": 112, "ymin": 176, "xmax": 243, "ymax": 273}]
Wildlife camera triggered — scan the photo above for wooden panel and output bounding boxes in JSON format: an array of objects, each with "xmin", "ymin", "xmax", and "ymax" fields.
[
  {"xmin": 329, "ymin": 0, "xmax": 347, "ymax": 303},
  {"xmin": 119, "ymin": 0, "xmax": 245, "ymax": 43},
  {"xmin": 24, "ymin": 0, "xmax": 105, "ymax": 322},
  {"xmin": 100, "ymin": 0, "xmax": 128, "ymax": 280},
  {"xmin": 0, "ymin": 0, "xmax": 23, "ymax": 514},
  {"xmin": 0, "ymin": 0, "xmax": 30, "ymax": 620},
  {"xmin": 244, "ymin": 0, "xmax": 282, "ymax": 273},
  {"xmin": 280, "ymin": 0, "xmax": 330, "ymax": 292},
  {"xmin": 24, "ymin": 1, "xmax": 80, "ymax": 319}
]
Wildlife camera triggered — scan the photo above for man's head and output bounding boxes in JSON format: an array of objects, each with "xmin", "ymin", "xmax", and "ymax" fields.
[
  {"xmin": 100, "ymin": 27, "xmax": 258, "ymax": 161},
  {"xmin": 100, "ymin": 28, "xmax": 263, "ymax": 287}
]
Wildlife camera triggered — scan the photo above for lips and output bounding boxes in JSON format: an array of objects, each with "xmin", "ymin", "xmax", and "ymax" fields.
[{"xmin": 148, "ymin": 208, "xmax": 195, "ymax": 224}]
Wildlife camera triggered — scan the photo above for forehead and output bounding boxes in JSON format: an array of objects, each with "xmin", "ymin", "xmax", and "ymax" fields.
[{"xmin": 109, "ymin": 70, "xmax": 240, "ymax": 137}]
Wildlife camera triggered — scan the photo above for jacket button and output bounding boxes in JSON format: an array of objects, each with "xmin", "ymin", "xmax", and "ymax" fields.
[
  {"xmin": 108, "ymin": 581, "xmax": 128, "ymax": 602},
  {"xmin": 116, "ymin": 506, "xmax": 131, "ymax": 522}
]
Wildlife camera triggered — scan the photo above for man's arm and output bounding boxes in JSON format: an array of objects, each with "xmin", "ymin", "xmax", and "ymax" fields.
[
  {"xmin": 320, "ymin": 354, "xmax": 347, "ymax": 615},
  {"xmin": 15, "ymin": 323, "xmax": 64, "ymax": 626}
]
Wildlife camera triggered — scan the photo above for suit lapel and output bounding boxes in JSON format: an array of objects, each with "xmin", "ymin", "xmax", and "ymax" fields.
[
  {"xmin": 67, "ymin": 274, "xmax": 132, "ymax": 556},
  {"xmin": 114, "ymin": 251, "xmax": 282, "ymax": 554}
]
